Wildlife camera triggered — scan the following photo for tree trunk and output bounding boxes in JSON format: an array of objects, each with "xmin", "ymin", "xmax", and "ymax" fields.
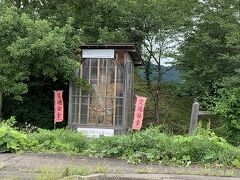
[
  {"xmin": 154, "ymin": 93, "xmax": 160, "ymax": 124},
  {"xmin": 154, "ymin": 63, "xmax": 161, "ymax": 124},
  {"xmin": 0, "ymin": 92, "xmax": 2, "ymax": 119}
]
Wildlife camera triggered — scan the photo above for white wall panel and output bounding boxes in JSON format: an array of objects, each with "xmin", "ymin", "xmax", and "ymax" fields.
[{"xmin": 82, "ymin": 49, "xmax": 114, "ymax": 58}]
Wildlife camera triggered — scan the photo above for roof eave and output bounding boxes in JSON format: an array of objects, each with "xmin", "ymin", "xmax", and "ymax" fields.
[{"xmin": 80, "ymin": 43, "xmax": 144, "ymax": 66}]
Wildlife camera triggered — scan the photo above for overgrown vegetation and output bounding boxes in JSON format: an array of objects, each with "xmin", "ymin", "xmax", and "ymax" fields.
[
  {"xmin": 85, "ymin": 126, "xmax": 240, "ymax": 166},
  {"xmin": 134, "ymin": 74, "xmax": 193, "ymax": 134},
  {"xmin": 29, "ymin": 128, "xmax": 89, "ymax": 154},
  {"xmin": 1, "ymin": 117, "xmax": 240, "ymax": 168},
  {"xmin": 0, "ymin": 117, "xmax": 28, "ymax": 153}
]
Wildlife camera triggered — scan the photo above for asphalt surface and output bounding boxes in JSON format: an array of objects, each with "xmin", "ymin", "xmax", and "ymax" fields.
[{"xmin": 0, "ymin": 153, "xmax": 240, "ymax": 180}]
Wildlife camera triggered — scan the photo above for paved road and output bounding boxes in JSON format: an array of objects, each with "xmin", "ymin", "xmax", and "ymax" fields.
[{"xmin": 0, "ymin": 153, "xmax": 239, "ymax": 179}]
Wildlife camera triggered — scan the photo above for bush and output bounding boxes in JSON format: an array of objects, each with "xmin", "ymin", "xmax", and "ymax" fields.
[
  {"xmin": 28, "ymin": 128, "xmax": 89, "ymax": 153},
  {"xmin": 214, "ymin": 87, "xmax": 240, "ymax": 145},
  {"xmin": 85, "ymin": 126, "xmax": 240, "ymax": 166},
  {"xmin": 0, "ymin": 117, "xmax": 28, "ymax": 153},
  {"xmin": 1, "ymin": 118, "xmax": 240, "ymax": 167}
]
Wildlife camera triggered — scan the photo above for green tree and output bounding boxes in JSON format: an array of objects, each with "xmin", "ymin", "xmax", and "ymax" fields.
[
  {"xmin": 177, "ymin": 0, "xmax": 240, "ymax": 143},
  {"xmin": 0, "ymin": 4, "xmax": 88, "ymax": 117},
  {"xmin": 131, "ymin": 0, "xmax": 196, "ymax": 123},
  {"xmin": 6, "ymin": 0, "xmax": 132, "ymax": 43},
  {"xmin": 177, "ymin": 0, "xmax": 239, "ymax": 104}
]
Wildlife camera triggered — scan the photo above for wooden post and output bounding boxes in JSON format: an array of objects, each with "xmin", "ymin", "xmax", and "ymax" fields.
[
  {"xmin": 0, "ymin": 92, "xmax": 2, "ymax": 119},
  {"xmin": 68, "ymin": 82, "xmax": 73, "ymax": 128},
  {"xmin": 189, "ymin": 102, "xmax": 199, "ymax": 134}
]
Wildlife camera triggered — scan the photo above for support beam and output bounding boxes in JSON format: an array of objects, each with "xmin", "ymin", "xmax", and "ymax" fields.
[
  {"xmin": 68, "ymin": 83, "xmax": 73, "ymax": 128},
  {"xmin": 198, "ymin": 111, "xmax": 213, "ymax": 115},
  {"xmin": 0, "ymin": 92, "xmax": 2, "ymax": 119}
]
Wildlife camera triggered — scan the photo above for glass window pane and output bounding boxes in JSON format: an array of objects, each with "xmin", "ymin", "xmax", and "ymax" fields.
[
  {"xmin": 72, "ymin": 104, "xmax": 76, "ymax": 114},
  {"xmin": 91, "ymin": 66, "xmax": 97, "ymax": 80},
  {"xmin": 77, "ymin": 58, "xmax": 126, "ymax": 127},
  {"xmin": 75, "ymin": 68, "xmax": 80, "ymax": 76},
  {"xmin": 81, "ymin": 105, "xmax": 88, "ymax": 114},
  {"xmin": 91, "ymin": 79, "xmax": 97, "ymax": 84},
  {"xmin": 82, "ymin": 67, "xmax": 89, "ymax": 80},
  {"xmin": 91, "ymin": 58, "xmax": 98, "ymax": 66},
  {"xmin": 116, "ymin": 116, "xmax": 122, "ymax": 126},
  {"xmin": 72, "ymin": 84, "xmax": 79, "ymax": 95},
  {"xmin": 116, "ymin": 98, "xmax": 123, "ymax": 106},
  {"xmin": 71, "ymin": 114, "xmax": 76, "ymax": 123},
  {"xmin": 116, "ymin": 106, "xmax": 123, "ymax": 116},
  {"xmin": 80, "ymin": 115, "xmax": 88, "ymax": 124},
  {"xmin": 108, "ymin": 68, "xmax": 114, "ymax": 83},
  {"xmin": 117, "ymin": 92, "xmax": 123, "ymax": 97},
  {"xmin": 72, "ymin": 96, "xmax": 79, "ymax": 104},
  {"xmin": 105, "ymin": 115, "xmax": 113, "ymax": 125},
  {"xmin": 116, "ymin": 83, "xmax": 123, "ymax": 92},
  {"xmin": 81, "ymin": 91, "xmax": 89, "ymax": 96},
  {"xmin": 81, "ymin": 97, "xmax": 88, "ymax": 104},
  {"xmin": 82, "ymin": 59, "xmax": 89, "ymax": 66},
  {"xmin": 117, "ymin": 68, "xmax": 123, "ymax": 82},
  {"xmin": 105, "ymin": 98, "xmax": 113, "ymax": 114}
]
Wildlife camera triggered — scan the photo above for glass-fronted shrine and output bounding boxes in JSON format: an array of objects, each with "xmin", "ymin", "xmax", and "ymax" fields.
[{"xmin": 68, "ymin": 44, "xmax": 143, "ymax": 136}]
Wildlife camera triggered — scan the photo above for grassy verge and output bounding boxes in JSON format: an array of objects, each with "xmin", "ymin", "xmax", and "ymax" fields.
[{"xmin": 1, "ymin": 117, "xmax": 240, "ymax": 169}]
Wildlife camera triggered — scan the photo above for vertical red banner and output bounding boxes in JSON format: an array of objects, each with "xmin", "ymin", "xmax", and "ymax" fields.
[
  {"xmin": 54, "ymin": 90, "xmax": 64, "ymax": 122},
  {"xmin": 132, "ymin": 95, "xmax": 147, "ymax": 130}
]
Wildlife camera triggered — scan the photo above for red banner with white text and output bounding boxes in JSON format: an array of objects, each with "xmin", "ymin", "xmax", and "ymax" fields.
[
  {"xmin": 132, "ymin": 96, "xmax": 147, "ymax": 130},
  {"xmin": 54, "ymin": 90, "xmax": 64, "ymax": 122}
]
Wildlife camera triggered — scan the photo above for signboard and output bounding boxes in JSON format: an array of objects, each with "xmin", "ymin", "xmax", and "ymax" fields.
[
  {"xmin": 82, "ymin": 49, "xmax": 114, "ymax": 58},
  {"xmin": 77, "ymin": 128, "xmax": 114, "ymax": 138},
  {"xmin": 54, "ymin": 90, "xmax": 64, "ymax": 122},
  {"xmin": 132, "ymin": 96, "xmax": 147, "ymax": 130}
]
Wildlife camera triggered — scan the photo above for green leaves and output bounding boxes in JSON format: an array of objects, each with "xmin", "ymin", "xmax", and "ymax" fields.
[
  {"xmin": 0, "ymin": 3, "xmax": 85, "ymax": 98},
  {"xmin": 1, "ymin": 120, "xmax": 240, "ymax": 167},
  {"xmin": 176, "ymin": 1, "xmax": 240, "ymax": 144},
  {"xmin": 213, "ymin": 88, "xmax": 240, "ymax": 144},
  {"xmin": 0, "ymin": 117, "xmax": 28, "ymax": 153},
  {"xmin": 177, "ymin": 0, "xmax": 240, "ymax": 102},
  {"xmin": 28, "ymin": 128, "xmax": 89, "ymax": 153},
  {"xmin": 84, "ymin": 126, "xmax": 240, "ymax": 166}
]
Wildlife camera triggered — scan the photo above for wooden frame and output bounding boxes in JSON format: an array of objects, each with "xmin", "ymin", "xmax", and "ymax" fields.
[
  {"xmin": 73, "ymin": 57, "xmax": 125, "ymax": 128},
  {"xmin": 68, "ymin": 44, "xmax": 143, "ymax": 135}
]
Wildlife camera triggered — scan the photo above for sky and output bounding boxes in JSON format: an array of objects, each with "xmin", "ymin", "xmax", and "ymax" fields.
[{"xmin": 161, "ymin": 58, "xmax": 174, "ymax": 66}]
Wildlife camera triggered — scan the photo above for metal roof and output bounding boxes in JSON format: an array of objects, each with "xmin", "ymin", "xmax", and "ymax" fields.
[{"xmin": 80, "ymin": 43, "xmax": 144, "ymax": 66}]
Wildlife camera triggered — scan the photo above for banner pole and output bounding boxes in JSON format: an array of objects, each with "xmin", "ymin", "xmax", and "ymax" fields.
[{"xmin": 54, "ymin": 122, "xmax": 56, "ymax": 130}]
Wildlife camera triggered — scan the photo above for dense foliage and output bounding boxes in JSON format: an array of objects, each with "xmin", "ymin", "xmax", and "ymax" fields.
[
  {"xmin": 177, "ymin": 0, "xmax": 240, "ymax": 101},
  {"xmin": 214, "ymin": 88, "xmax": 240, "ymax": 145},
  {"xmin": 29, "ymin": 128, "xmax": 88, "ymax": 153},
  {"xmin": 176, "ymin": 0, "xmax": 240, "ymax": 143},
  {"xmin": 134, "ymin": 74, "xmax": 192, "ymax": 134},
  {"xmin": 0, "ymin": 4, "xmax": 87, "ymax": 99},
  {"xmin": 0, "ymin": 117, "xmax": 28, "ymax": 152},
  {"xmin": 85, "ymin": 126, "xmax": 240, "ymax": 166},
  {"xmin": 1, "ymin": 117, "xmax": 240, "ymax": 168}
]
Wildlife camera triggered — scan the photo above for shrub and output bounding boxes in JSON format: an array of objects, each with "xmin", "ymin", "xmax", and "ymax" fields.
[
  {"xmin": 214, "ymin": 87, "xmax": 240, "ymax": 145},
  {"xmin": 28, "ymin": 128, "xmax": 89, "ymax": 153},
  {"xmin": 85, "ymin": 126, "xmax": 240, "ymax": 166},
  {"xmin": 0, "ymin": 117, "xmax": 28, "ymax": 153},
  {"xmin": 1, "ymin": 118, "xmax": 240, "ymax": 167}
]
